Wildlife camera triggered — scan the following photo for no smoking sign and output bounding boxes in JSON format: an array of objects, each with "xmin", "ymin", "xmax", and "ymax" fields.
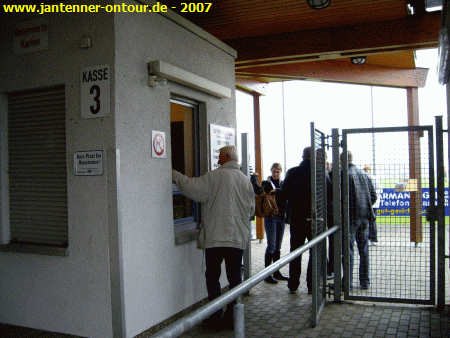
[{"xmin": 151, "ymin": 130, "xmax": 167, "ymax": 158}]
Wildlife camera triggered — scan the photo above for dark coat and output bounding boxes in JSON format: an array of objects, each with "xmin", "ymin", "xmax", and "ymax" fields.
[
  {"xmin": 347, "ymin": 163, "xmax": 377, "ymax": 226},
  {"xmin": 277, "ymin": 160, "xmax": 311, "ymax": 224}
]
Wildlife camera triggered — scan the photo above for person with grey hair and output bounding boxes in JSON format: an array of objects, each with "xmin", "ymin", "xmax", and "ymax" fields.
[
  {"xmin": 341, "ymin": 151, "xmax": 377, "ymax": 290},
  {"xmin": 172, "ymin": 145, "xmax": 255, "ymax": 330}
]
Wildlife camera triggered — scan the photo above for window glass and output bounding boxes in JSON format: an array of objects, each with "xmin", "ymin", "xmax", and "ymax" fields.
[{"xmin": 170, "ymin": 101, "xmax": 198, "ymax": 224}]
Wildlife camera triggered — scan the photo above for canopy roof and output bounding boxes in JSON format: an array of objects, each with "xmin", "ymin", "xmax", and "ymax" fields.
[{"xmin": 168, "ymin": 0, "xmax": 442, "ymax": 90}]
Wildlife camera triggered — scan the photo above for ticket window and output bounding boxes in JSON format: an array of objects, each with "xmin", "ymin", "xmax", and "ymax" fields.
[{"xmin": 170, "ymin": 99, "xmax": 200, "ymax": 231}]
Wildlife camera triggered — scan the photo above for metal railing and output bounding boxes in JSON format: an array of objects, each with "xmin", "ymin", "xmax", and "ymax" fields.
[{"xmin": 152, "ymin": 225, "xmax": 339, "ymax": 338}]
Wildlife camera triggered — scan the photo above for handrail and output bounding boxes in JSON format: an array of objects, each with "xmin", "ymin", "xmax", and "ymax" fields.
[{"xmin": 152, "ymin": 225, "xmax": 339, "ymax": 338}]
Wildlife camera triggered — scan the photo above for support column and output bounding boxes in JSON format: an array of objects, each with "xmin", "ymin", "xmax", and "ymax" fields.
[
  {"xmin": 407, "ymin": 87, "xmax": 423, "ymax": 244},
  {"xmin": 253, "ymin": 93, "xmax": 264, "ymax": 241},
  {"xmin": 447, "ymin": 83, "xmax": 450, "ymax": 267}
]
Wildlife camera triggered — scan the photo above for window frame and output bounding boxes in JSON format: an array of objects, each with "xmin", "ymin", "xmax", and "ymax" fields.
[{"xmin": 170, "ymin": 96, "xmax": 202, "ymax": 245}]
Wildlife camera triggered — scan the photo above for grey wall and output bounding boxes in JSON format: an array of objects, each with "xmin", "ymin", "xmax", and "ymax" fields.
[
  {"xmin": 114, "ymin": 11, "xmax": 236, "ymax": 338},
  {"xmin": 0, "ymin": 14, "xmax": 116, "ymax": 338},
  {"xmin": 0, "ymin": 94, "xmax": 9, "ymax": 244}
]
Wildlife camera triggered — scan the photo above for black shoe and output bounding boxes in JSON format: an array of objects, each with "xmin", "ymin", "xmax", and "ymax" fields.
[
  {"xmin": 273, "ymin": 271, "xmax": 289, "ymax": 281},
  {"xmin": 264, "ymin": 275, "xmax": 278, "ymax": 284},
  {"xmin": 308, "ymin": 288, "xmax": 312, "ymax": 295},
  {"xmin": 219, "ymin": 309, "xmax": 234, "ymax": 331},
  {"xmin": 360, "ymin": 284, "xmax": 370, "ymax": 290},
  {"xmin": 221, "ymin": 316, "xmax": 234, "ymax": 330},
  {"xmin": 202, "ymin": 316, "xmax": 222, "ymax": 331}
]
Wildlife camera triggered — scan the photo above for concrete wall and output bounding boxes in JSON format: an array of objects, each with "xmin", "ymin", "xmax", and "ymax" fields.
[
  {"xmin": 114, "ymin": 10, "xmax": 236, "ymax": 338},
  {"xmin": 0, "ymin": 13, "xmax": 116, "ymax": 338},
  {"xmin": 0, "ymin": 94, "xmax": 9, "ymax": 244}
]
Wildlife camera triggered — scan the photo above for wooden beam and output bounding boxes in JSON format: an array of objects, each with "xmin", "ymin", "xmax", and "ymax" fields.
[
  {"xmin": 228, "ymin": 12, "xmax": 440, "ymax": 65},
  {"xmin": 253, "ymin": 93, "xmax": 264, "ymax": 241},
  {"xmin": 236, "ymin": 61, "xmax": 429, "ymax": 88},
  {"xmin": 407, "ymin": 87, "xmax": 423, "ymax": 244}
]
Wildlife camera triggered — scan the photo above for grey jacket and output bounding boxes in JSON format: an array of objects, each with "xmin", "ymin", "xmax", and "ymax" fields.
[
  {"xmin": 347, "ymin": 163, "xmax": 377, "ymax": 226},
  {"xmin": 172, "ymin": 160, "xmax": 255, "ymax": 250}
]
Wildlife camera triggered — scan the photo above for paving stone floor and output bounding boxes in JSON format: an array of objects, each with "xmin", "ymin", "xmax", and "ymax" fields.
[
  {"xmin": 1, "ymin": 225, "xmax": 449, "ymax": 338},
  {"xmin": 180, "ymin": 224, "xmax": 450, "ymax": 338}
]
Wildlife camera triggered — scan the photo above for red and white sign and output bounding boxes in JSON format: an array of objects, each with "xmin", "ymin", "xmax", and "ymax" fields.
[
  {"xmin": 152, "ymin": 130, "xmax": 166, "ymax": 158},
  {"xmin": 13, "ymin": 18, "xmax": 48, "ymax": 55}
]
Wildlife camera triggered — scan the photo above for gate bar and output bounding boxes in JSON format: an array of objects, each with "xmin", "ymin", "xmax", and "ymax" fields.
[
  {"xmin": 341, "ymin": 134, "xmax": 350, "ymax": 295},
  {"xmin": 428, "ymin": 124, "xmax": 437, "ymax": 306},
  {"xmin": 332, "ymin": 128, "xmax": 342, "ymax": 302},
  {"xmin": 341, "ymin": 126, "xmax": 432, "ymax": 134},
  {"xmin": 310, "ymin": 122, "xmax": 319, "ymax": 327},
  {"xmin": 435, "ymin": 116, "xmax": 446, "ymax": 308}
]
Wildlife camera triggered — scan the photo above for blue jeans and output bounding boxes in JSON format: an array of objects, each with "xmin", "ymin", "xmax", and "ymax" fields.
[
  {"xmin": 264, "ymin": 216, "xmax": 285, "ymax": 256},
  {"xmin": 349, "ymin": 222, "xmax": 370, "ymax": 288}
]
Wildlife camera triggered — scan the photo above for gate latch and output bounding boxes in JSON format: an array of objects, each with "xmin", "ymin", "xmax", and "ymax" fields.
[{"xmin": 424, "ymin": 206, "xmax": 436, "ymax": 222}]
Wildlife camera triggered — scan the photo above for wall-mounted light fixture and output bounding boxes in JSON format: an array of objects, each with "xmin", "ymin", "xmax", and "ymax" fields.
[
  {"xmin": 406, "ymin": 3, "xmax": 415, "ymax": 15},
  {"xmin": 351, "ymin": 56, "xmax": 367, "ymax": 65},
  {"xmin": 79, "ymin": 35, "xmax": 92, "ymax": 49},
  {"xmin": 425, "ymin": 0, "xmax": 443, "ymax": 12},
  {"xmin": 148, "ymin": 60, "xmax": 231, "ymax": 98},
  {"xmin": 306, "ymin": 0, "xmax": 331, "ymax": 9}
]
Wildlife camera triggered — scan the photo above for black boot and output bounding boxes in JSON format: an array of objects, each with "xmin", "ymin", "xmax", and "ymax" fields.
[
  {"xmin": 272, "ymin": 251, "xmax": 289, "ymax": 281},
  {"xmin": 264, "ymin": 252, "xmax": 278, "ymax": 284}
]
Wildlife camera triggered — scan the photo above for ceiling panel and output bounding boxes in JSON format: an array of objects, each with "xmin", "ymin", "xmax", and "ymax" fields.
[{"xmin": 171, "ymin": 0, "xmax": 409, "ymax": 40}]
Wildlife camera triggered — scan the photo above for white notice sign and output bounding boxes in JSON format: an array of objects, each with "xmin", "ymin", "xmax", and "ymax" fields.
[
  {"xmin": 209, "ymin": 124, "xmax": 235, "ymax": 170},
  {"xmin": 80, "ymin": 65, "xmax": 110, "ymax": 119},
  {"xmin": 74, "ymin": 150, "xmax": 104, "ymax": 176}
]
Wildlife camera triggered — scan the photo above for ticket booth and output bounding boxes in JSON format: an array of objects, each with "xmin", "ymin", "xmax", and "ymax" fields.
[{"xmin": 0, "ymin": 8, "xmax": 236, "ymax": 338}]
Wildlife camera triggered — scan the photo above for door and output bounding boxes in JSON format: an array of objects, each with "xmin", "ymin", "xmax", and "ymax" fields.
[
  {"xmin": 310, "ymin": 123, "xmax": 328, "ymax": 326},
  {"xmin": 341, "ymin": 125, "xmax": 436, "ymax": 304}
]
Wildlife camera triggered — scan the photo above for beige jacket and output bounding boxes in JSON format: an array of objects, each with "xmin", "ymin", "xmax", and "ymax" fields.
[{"xmin": 172, "ymin": 160, "xmax": 255, "ymax": 249}]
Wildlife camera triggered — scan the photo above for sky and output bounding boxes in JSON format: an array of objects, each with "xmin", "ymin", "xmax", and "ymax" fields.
[{"xmin": 236, "ymin": 48, "xmax": 447, "ymax": 179}]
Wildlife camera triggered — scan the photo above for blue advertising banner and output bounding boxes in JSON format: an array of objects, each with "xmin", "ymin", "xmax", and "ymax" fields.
[{"xmin": 377, "ymin": 188, "xmax": 450, "ymax": 216}]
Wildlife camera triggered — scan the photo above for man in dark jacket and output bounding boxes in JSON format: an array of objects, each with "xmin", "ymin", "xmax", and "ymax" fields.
[
  {"xmin": 278, "ymin": 147, "xmax": 314, "ymax": 294},
  {"xmin": 342, "ymin": 151, "xmax": 377, "ymax": 289}
]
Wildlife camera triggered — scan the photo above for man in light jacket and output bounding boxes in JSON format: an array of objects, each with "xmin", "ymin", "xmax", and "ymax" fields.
[{"xmin": 172, "ymin": 145, "xmax": 255, "ymax": 329}]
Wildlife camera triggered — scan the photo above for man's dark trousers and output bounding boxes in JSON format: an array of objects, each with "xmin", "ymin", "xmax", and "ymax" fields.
[
  {"xmin": 288, "ymin": 221, "xmax": 312, "ymax": 292},
  {"xmin": 205, "ymin": 247, "xmax": 243, "ymax": 319},
  {"xmin": 349, "ymin": 222, "xmax": 370, "ymax": 288}
]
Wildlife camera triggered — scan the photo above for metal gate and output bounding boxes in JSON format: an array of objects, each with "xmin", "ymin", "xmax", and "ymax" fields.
[
  {"xmin": 310, "ymin": 123, "xmax": 328, "ymax": 326},
  {"xmin": 435, "ymin": 116, "xmax": 448, "ymax": 307},
  {"xmin": 340, "ymin": 125, "xmax": 436, "ymax": 304}
]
